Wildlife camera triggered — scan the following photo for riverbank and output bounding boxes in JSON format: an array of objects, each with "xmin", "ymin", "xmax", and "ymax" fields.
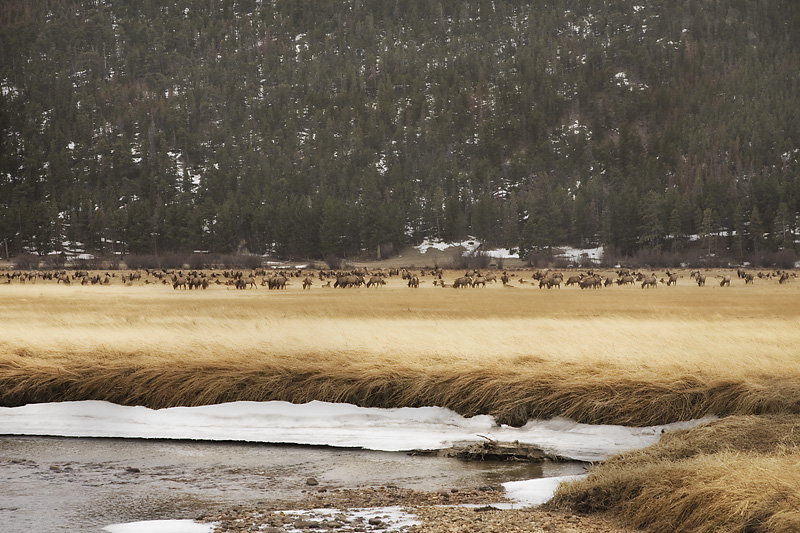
[{"xmin": 198, "ymin": 485, "xmax": 633, "ymax": 533}]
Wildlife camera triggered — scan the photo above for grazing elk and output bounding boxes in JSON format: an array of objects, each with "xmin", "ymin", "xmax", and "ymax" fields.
[
  {"xmin": 616, "ymin": 275, "xmax": 635, "ymax": 286},
  {"xmin": 565, "ymin": 274, "xmax": 584, "ymax": 287},
  {"xmin": 452, "ymin": 275, "xmax": 472, "ymax": 288},
  {"xmin": 366, "ymin": 275, "xmax": 385, "ymax": 288},
  {"xmin": 579, "ymin": 275, "xmax": 602, "ymax": 289},
  {"xmin": 539, "ymin": 277, "xmax": 561, "ymax": 289},
  {"xmin": 471, "ymin": 276, "xmax": 487, "ymax": 288}
]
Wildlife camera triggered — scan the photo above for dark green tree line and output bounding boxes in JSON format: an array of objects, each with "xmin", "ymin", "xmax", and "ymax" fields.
[{"xmin": 1, "ymin": 0, "xmax": 799, "ymax": 263}]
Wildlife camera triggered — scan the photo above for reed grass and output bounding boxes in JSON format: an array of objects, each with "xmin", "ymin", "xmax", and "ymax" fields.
[{"xmin": 547, "ymin": 415, "xmax": 800, "ymax": 532}]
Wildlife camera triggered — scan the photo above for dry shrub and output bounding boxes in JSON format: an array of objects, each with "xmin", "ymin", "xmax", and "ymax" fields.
[
  {"xmin": 71, "ymin": 256, "xmax": 103, "ymax": 270},
  {"xmin": 43, "ymin": 253, "xmax": 66, "ymax": 269},
  {"xmin": 447, "ymin": 249, "xmax": 491, "ymax": 270},
  {"xmin": 12, "ymin": 253, "xmax": 40, "ymax": 270},
  {"xmin": 525, "ymin": 250, "xmax": 556, "ymax": 268},
  {"xmin": 762, "ymin": 249, "xmax": 799, "ymax": 269},
  {"xmin": 186, "ymin": 252, "xmax": 214, "ymax": 270},
  {"xmin": 324, "ymin": 254, "xmax": 343, "ymax": 269},
  {"xmin": 547, "ymin": 415, "xmax": 800, "ymax": 532},
  {"xmin": 216, "ymin": 253, "xmax": 264, "ymax": 269}
]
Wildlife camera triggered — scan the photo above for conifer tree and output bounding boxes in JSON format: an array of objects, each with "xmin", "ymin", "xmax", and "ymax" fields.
[{"xmin": 749, "ymin": 206, "xmax": 764, "ymax": 262}]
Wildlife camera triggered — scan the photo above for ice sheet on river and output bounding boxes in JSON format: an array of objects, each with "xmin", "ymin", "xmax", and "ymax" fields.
[{"xmin": 0, "ymin": 400, "xmax": 712, "ymax": 462}]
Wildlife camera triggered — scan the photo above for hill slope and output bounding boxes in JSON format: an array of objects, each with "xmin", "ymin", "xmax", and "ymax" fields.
[{"xmin": 1, "ymin": 0, "xmax": 799, "ymax": 263}]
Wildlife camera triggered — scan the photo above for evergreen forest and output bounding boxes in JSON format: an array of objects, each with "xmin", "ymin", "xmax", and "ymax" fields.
[{"xmin": 2, "ymin": 0, "xmax": 800, "ymax": 265}]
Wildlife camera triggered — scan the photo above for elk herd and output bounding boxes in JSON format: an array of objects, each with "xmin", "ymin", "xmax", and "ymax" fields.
[{"xmin": 2, "ymin": 264, "xmax": 796, "ymax": 291}]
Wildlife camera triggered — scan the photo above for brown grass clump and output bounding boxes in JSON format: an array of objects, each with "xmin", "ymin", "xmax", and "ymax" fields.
[{"xmin": 547, "ymin": 415, "xmax": 800, "ymax": 532}]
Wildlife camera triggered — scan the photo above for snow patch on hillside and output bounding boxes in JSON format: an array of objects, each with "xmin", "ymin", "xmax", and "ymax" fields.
[
  {"xmin": 413, "ymin": 238, "xmax": 604, "ymax": 263},
  {"xmin": 556, "ymin": 246, "xmax": 603, "ymax": 264},
  {"xmin": 414, "ymin": 237, "xmax": 517, "ymax": 258}
]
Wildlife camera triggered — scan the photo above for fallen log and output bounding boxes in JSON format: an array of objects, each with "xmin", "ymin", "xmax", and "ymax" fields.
[{"xmin": 411, "ymin": 437, "xmax": 562, "ymax": 462}]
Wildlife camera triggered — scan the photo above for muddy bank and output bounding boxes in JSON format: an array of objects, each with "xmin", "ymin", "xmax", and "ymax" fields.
[{"xmin": 200, "ymin": 486, "xmax": 633, "ymax": 533}]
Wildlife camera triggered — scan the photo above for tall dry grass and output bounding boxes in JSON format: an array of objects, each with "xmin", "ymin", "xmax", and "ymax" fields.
[
  {"xmin": 547, "ymin": 415, "xmax": 800, "ymax": 532},
  {"xmin": 1, "ymin": 277, "xmax": 799, "ymax": 426}
]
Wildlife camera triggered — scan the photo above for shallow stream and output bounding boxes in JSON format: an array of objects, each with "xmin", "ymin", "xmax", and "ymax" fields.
[{"xmin": 1, "ymin": 436, "xmax": 586, "ymax": 532}]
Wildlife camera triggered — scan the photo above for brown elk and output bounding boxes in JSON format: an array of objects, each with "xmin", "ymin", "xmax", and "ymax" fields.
[
  {"xmin": 366, "ymin": 275, "xmax": 385, "ymax": 288},
  {"xmin": 641, "ymin": 276, "xmax": 657, "ymax": 289},
  {"xmin": 452, "ymin": 275, "xmax": 472, "ymax": 288}
]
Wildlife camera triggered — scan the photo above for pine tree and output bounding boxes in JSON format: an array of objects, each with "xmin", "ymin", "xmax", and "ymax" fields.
[
  {"xmin": 442, "ymin": 194, "xmax": 465, "ymax": 242},
  {"xmin": 701, "ymin": 208, "xmax": 716, "ymax": 256},
  {"xmin": 319, "ymin": 196, "xmax": 345, "ymax": 258},
  {"xmin": 640, "ymin": 191, "xmax": 663, "ymax": 250},
  {"xmin": 773, "ymin": 202, "xmax": 790, "ymax": 249},
  {"xmin": 732, "ymin": 203, "xmax": 747, "ymax": 262},
  {"xmin": 668, "ymin": 207, "xmax": 684, "ymax": 252},
  {"xmin": 749, "ymin": 206, "xmax": 764, "ymax": 263}
]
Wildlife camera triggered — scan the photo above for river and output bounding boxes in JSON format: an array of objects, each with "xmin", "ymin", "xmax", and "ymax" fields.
[{"xmin": 1, "ymin": 436, "xmax": 586, "ymax": 532}]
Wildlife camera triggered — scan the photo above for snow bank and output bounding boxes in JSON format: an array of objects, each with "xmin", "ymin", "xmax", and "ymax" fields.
[
  {"xmin": 0, "ymin": 400, "xmax": 712, "ymax": 462},
  {"xmin": 502, "ymin": 475, "xmax": 587, "ymax": 506}
]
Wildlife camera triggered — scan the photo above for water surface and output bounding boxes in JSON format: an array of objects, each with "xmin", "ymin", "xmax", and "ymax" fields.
[{"xmin": 1, "ymin": 436, "xmax": 586, "ymax": 532}]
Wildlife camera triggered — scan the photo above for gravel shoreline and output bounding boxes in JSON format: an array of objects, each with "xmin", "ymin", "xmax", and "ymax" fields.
[{"xmin": 199, "ymin": 485, "xmax": 633, "ymax": 532}]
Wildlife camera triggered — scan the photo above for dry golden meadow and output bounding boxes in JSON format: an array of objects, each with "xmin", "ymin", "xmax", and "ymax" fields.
[{"xmin": 2, "ymin": 267, "xmax": 799, "ymax": 531}]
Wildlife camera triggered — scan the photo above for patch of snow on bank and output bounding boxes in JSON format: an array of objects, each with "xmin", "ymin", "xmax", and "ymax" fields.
[
  {"xmin": 103, "ymin": 520, "xmax": 214, "ymax": 533},
  {"xmin": 291, "ymin": 506, "xmax": 421, "ymax": 530},
  {"xmin": 0, "ymin": 400, "xmax": 713, "ymax": 463},
  {"xmin": 104, "ymin": 507, "xmax": 420, "ymax": 533},
  {"xmin": 503, "ymin": 474, "xmax": 588, "ymax": 506}
]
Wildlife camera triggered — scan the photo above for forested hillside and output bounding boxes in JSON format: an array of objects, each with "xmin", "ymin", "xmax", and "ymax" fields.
[{"xmin": 2, "ymin": 0, "xmax": 799, "ymax": 264}]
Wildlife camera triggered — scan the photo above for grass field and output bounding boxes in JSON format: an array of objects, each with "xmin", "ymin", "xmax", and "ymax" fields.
[{"xmin": 2, "ymin": 267, "xmax": 799, "ymax": 531}]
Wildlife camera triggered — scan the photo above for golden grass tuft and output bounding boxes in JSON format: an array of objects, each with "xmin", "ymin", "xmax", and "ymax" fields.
[{"xmin": 547, "ymin": 415, "xmax": 800, "ymax": 532}]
